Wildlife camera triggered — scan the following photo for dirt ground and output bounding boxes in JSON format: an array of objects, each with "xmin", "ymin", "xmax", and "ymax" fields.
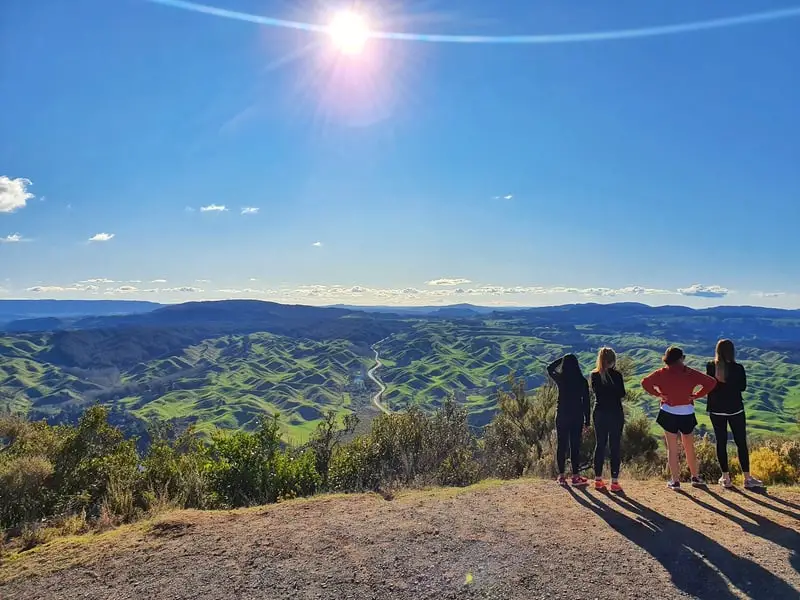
[{"xmin": 2, "ymin": 479, "xmax": 799, "ymax": 600}]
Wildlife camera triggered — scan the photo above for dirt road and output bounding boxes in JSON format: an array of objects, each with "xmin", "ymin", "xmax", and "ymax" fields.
[{"xmin": 3, "ymin": 479, "xmax": 799, "ymax": 599}]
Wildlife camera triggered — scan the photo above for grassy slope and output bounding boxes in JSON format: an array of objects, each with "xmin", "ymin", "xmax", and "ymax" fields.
[
  {"xmin": 1, "ymin": 314, "xmax": 799, "ymax": 439},
  {"xmin": 0, "ymin": 333, "xmax": 372, "ymax": 441}
]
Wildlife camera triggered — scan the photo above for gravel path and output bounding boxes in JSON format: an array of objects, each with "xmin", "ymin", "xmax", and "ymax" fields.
[{"xmin": 3, "ymin": 480, "xmax": 799, "ymax": 600}]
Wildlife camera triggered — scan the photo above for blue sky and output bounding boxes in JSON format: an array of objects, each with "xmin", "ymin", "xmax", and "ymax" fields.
[{"xmin": 2, "ymin": 0, "xmax": 799, "ymax": 307}]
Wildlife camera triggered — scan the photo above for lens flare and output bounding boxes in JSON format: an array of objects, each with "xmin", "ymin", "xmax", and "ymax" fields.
[{"xmin": 328, "ymin": 11, "xmax": 370, "ymax": 55}]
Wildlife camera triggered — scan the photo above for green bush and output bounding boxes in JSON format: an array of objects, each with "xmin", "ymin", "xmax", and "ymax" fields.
[
  {"xmin": 0, "ymin": 455, "xmax": 54, "ymax": 527},
  {"xmin": 328, "ymin": 398, "xmax": 480, "ymax": 491},
  {"xmin": 206, "ymin": 414, "xmax": 320, "ymax": 507}
]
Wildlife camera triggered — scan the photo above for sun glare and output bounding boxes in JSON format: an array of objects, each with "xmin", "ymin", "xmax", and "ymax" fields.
[{"xmin": 328, "ymin": 10, "xmax": 370, "ymax": 55}]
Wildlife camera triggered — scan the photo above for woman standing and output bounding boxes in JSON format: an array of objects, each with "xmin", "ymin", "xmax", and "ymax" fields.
[
  {"xmin": 642, "ymin": 347, "xmax": 717, "ymax": 489},
  {"xmin": 547, "ymin": 354, "xmax": 591, "ymax": 486},
  {"xmin": 706, "ymin": 339, "xmax": 763, "ymax": 489},
  {"xmin": 591, "ymin": 347, "xmax": 626, "ymax": 492}
]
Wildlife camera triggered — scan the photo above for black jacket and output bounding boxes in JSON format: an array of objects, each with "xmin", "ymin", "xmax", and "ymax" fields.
[
  {"xmin": 547, "ymin": 358, "xmax": 591, "ymax": 426},
  {"xmin": 591, "ymin": 369, "xmax": 626, "ymax": 414},
  {"xmin": 705, "ymin": 361, "xmax": 746, "ymax": 414}
]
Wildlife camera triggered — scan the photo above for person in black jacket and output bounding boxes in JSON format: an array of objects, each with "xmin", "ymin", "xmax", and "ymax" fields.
[
  {"xmin": 547, "ymin": 354, "xmax": 590, "ymax": 486},
  {"xmin": 706, "ymin": 339, "xmax": 763, "ymax": 489},
  {"xmin": 590, "ymin": 347, "xmax": 626, "ymax": 492}
]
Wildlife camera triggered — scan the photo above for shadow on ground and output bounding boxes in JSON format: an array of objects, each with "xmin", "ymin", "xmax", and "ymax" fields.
[{"xmin": 565, "ymin": 485, "xmax": 798, "ymax": 600}]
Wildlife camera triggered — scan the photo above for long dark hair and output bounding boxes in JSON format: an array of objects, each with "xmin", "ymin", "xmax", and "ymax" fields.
[
  {"xmin": 714, "ymin": 339, "xmax": 735, "ymax": 382},
  {"xmin": 560, "ymin": 353, "xmax": 584, "ymax": 383}
]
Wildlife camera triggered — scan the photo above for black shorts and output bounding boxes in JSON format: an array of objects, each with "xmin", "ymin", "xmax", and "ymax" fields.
[{"xmin": 656, "ymin": 410, "xmax": 697, "ymax": 435}]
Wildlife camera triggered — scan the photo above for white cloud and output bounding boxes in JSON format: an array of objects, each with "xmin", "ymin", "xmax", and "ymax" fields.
[
  {"xmin": 678, "ymin": 284, "xmax": 729, "ymax": 298},
  {"xmin": 249, "ymin": 278, "xmax": 258, "ymax": 282},
  {"xmin": 151, "ymin": 279, "xmax": 168, "ymax": 283},
  {"xmin": 753, "ymin": 291, "xmax": 785, "ymax": 298},
  {"xmin": 426, "ymin": 278, "xmax": 472, "ymax": 287},
  {"xmin": 89, "ymin": 233, "xmax": 115, "ymax": 242},
  {"xmin": 312, "ymin": 241, "xmax": 323, "ymax": 247},
  {"xmin": 1, "ymin": 233, "xmax": 24, "ymax": 243},
  {"xmin": 241, "ymin": 207, "xmax": 259, "ymax": 215},
  {"xmin": 26, "ymin": 283, "xmax": 100, "ymax": 294},
  {"xmin": 81, "ymin": 278, "xmax": 115, "ymax": 284},
  {"xmin": 0, "ymin": 177, "xmax": 34, "ymax": 213},
  {"xmin": 105, "ymin": 285, "xmax": 138, "ymax": 294},
  {"xmin": 196, "ymin": 279, "xmax": 211, "ymax": 283},
  {"xmin": 200, "ymin": 204, "xmax": 228, "ymax": 212},
  {"xmin": 492, "ymin": 194, "xmax": 514, "ymax": 200},
  {"xmin": 162, "ymin": 286, "xmax": 204, "ymax": 293}
]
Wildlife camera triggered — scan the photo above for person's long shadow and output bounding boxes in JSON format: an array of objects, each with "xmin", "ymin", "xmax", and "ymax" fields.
[
  {"xmin": 682, "ymin": 488, "xmax": 800, "ymax": 575},
  {"xmin": 729, "ymin": 487, "xmax": 800, "ymax": 522},
  {"xmin": 565, "ymin": 486, "xmax": 799, "ymax": 600}
]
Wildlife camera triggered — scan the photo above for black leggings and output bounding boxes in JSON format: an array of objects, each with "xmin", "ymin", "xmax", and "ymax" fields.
[
  {"xmin": 594, "ymin": 409, "xmax": 624, "ymax": 479},
  {"xmin": 710, "ymin": 412, "xmax": 750, "ymax": 473},
  {"xmin": 556, "ymin": 418, "xmax": 583, "ymax": 475}
]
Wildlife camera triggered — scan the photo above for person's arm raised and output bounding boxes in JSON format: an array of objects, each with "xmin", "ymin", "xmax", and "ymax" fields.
[{"xmin": 547, "ymin": 357, "xmax": 563, "ymax": 382}]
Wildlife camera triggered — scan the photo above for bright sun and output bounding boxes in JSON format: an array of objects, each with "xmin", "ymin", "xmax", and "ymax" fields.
[{"xmin": 328, "ymin": 11, "xmax": 370, "ymax": 55}]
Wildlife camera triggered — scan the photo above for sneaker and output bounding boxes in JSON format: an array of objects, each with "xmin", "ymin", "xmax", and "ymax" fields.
[
  {"xmin": 610, "ymin": 481, "xmax": 623, "ymax": 493},
  {"xmin": 571, "ymin": 475, "xmax": 589, "ymax": 487},
  {"xmin": 594, "ymin": 478, "xmax": 607, "ymax": 491},
  {"xmin": 744, "ymin": 476, "xmax": 764, "ymax": 490},
  {"xmin": 557, "ymin": 475, "xmax": 568, "ymax": 486},
  {"xmin": 691, "ymin": 476, "xmax": 707, "ymax": 488},
  {"xmin": 667, "ymin": 480, "xmax": 681, "ymax": 490},
  {"xmin": 718, "ymin": 476, "xmax": 733, "ymax": 489}
]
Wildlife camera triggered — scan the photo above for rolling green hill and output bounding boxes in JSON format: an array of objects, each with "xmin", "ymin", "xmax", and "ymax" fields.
[{"xmin": 1, "ymin": 301, "xmax": 799, "ymax": 440}]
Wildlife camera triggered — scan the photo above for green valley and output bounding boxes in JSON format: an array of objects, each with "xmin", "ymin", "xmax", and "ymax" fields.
[{"xmin": 1, "ymin": 300, "xmax": 799, "ymax": 440}]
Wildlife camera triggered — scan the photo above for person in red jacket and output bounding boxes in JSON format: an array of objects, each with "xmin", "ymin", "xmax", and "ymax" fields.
[{"xmin": 642, "ymin": 346, "xmax": 717, "ymax": 490}]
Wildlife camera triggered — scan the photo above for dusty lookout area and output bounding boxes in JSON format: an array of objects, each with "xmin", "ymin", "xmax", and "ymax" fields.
[{"xmin": 2, "ymin": 479, "xmax": 799, "ymax": 600}]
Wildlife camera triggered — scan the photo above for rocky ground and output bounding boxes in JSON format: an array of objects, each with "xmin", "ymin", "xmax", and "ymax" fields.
[{"xmin": 2, "ymin": 479, "xmax": 799, "ymax": 600}]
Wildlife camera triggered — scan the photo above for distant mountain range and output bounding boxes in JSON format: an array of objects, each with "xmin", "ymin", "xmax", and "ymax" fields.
[{"xmin": 1, "ymin": 299, "xmax": 798, "ymax": 440}]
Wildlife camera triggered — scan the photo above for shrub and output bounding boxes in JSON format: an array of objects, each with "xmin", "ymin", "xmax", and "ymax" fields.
[
  {"xmin": 139, "ymin": 427, "xmax": 209, "ymax": 509},
  {"xmin": 749, "ymin": 447, "xmax": 797, "ymax": 485},
  {"xmin": 206, "ymin": 414, "xmax": 320, "ymax": 507},
  {"xmin": 307, "ymin": 411, "xmax": 359, "ymax": 490},
  {"xmin": 0, "ymin": 455, "xmax": 54, "ymax": 528},
  {"xmin": 484, "ymin": 377, "xmax": 558, "ymax": 478},
  {"xmin": 328, "ymin": 398, "xmax": 479, "ymax": 491}
]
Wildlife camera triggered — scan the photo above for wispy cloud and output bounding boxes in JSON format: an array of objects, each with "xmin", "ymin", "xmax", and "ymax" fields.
[
  {"xmin": 105, "ymin": 285, "xmax": 138, "ymax": 294},
  {"xmin": 26, "ymin": 283, "xmax": 100, "ymax": 294},
  {"xmin": 81, "ymin": 278, "xmax": 115, "ymax": 284},
  {"xmin": 312, "ymin": 241, "xmax": 323, "ymax": 247},
  {"xmin": 0, "ymin": 176, "xmax": 34, "ymax": 213},
  {"xmin": 151, "ymin": 279, "xmax": 168, "ymax": 283},
  {"xmin": 162, "ymin": 286, "xmax": 204, "ymax": 293},
  {"xmin": 753, "ymin": 291, "xmax": 785, "ymax": 298},
  {"xmin": 89, "ymin": 233, "xmax": 115, "ymax": 242},
  {"xmin": 677, "ymin": 284, "xmax": 729, "ymax": 298},
  {"xmin": 196, "ymin": 279, "xmax": 211, "ymax": 283},
  {"xmin": 200, "ymin": 204, "xmax": 228, "ymax": 212},
  {"xmin": 1, "ymin": 233, "xmax": 25, "ymax": 243},
  {"xmin": 241, "ymin": 207, "xmax": 259, "ymax": 215},
  {"xmin": 426, "ymin": 278, "xmax": 472, "ymax": 286},
  {"xmin": 492, "ymin": 193, "xmax": 514, "ymax": 200}
]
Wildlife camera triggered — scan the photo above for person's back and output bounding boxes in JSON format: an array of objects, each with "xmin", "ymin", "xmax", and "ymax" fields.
[
  {"xmin": 706, "ymin": 360, "xmax": 746, "ymax": 415},
  {"xmin": 547, "ymin": 354, "xmax": 590, "ymax": 486},
  {"xmin": 591, "ymin": 368, "xmax": 625, "ymax": 412},
  {"xmin": 642, "ymin": 364, "xmax": 715, "ymax": 409}
]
